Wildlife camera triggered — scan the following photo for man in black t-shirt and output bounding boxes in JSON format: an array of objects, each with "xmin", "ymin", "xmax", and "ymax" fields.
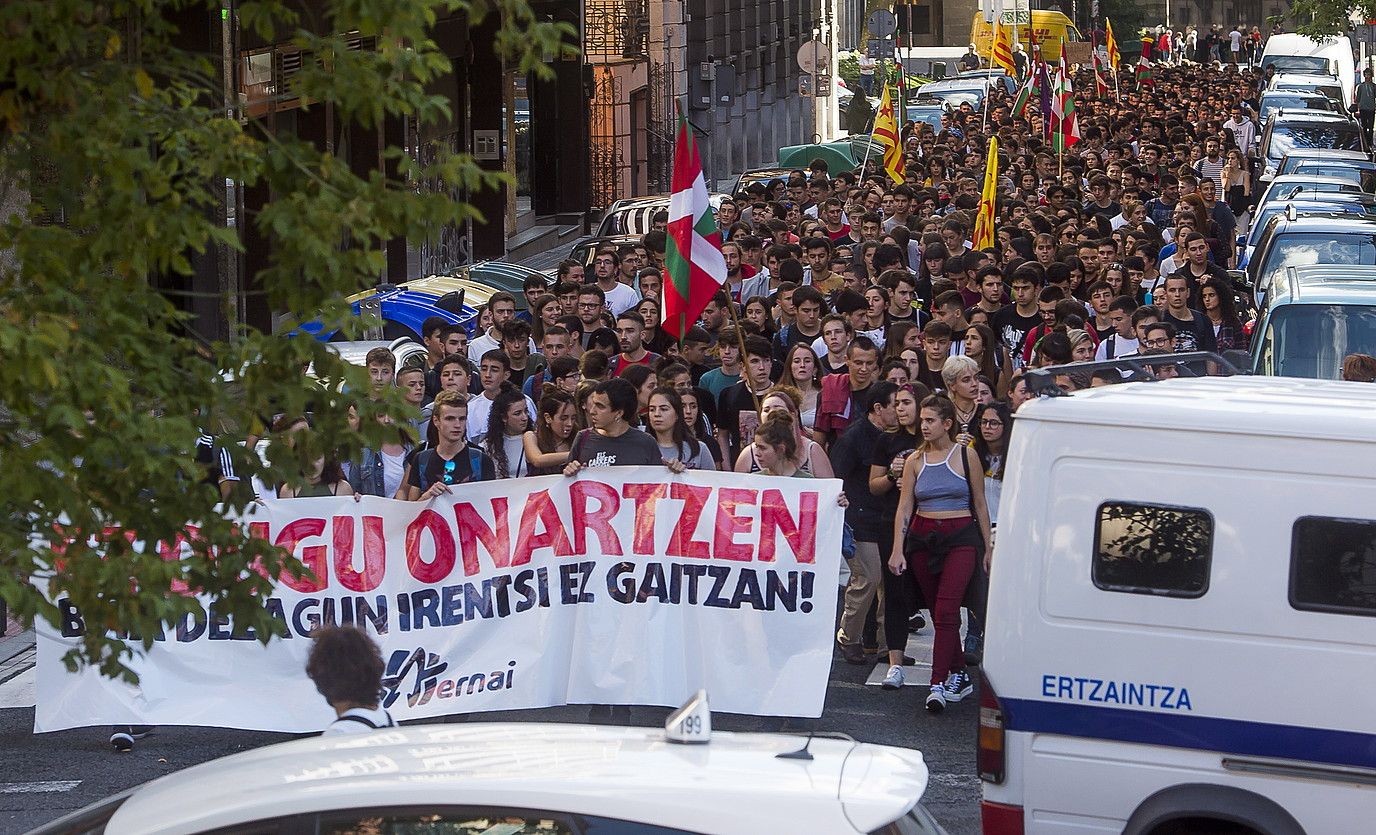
[
  {"xmin": 992, "ymin": 270, "xmax": 1041, "ymax": 369},
  {"xmin": 565, "ymin": 378, "xmax": 674, "ymax": 472},
  {"xmin": 829, "ymin": 381, "xmax": 899, "ymax": 664},
  {"xmin": 717, "ymin": 336, "xmax": 777, "ymax": 466},
  {"xmin": 404, "ymin": 392, "xmax": 495, "ymax": 500},
  {"xmin": 1160, "ymin": 274, "xmax": 1217, "ymax": 354}
]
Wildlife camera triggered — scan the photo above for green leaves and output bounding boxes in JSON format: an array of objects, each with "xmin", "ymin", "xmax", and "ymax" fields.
[{"xmin": 0, "ymin": 0, "xmax": 567, "ymax": 681}]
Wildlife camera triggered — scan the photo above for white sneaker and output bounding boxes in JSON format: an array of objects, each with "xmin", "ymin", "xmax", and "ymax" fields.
[
  {"xmin": 925, "ymin": 682, "xmax": 947, "ymax": 713},
  {"xmin": 944, "ymin": 670, "xmax": 974, "ymax": 702},
  {"xmin": 881, "ymin": 665, "xmax": 905, "ymax": 690}
]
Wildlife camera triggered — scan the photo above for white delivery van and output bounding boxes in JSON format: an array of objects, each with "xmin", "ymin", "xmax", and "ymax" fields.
[
  {"xmin": 1261, "ymin": 33, "xmax": 1356, "ymax": 110},
  {"xmin": 979, "ymin": 375, "xmax": 1376, "ymax": 834}
]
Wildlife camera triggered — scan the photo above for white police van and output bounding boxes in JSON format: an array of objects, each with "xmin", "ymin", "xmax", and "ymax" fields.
[{"xmin": 979, "ymin": 375, "xmax": 1376, "ymax": 834}]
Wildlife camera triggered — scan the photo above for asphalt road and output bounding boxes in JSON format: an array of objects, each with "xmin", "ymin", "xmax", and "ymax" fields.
[{"xmin": 0, "ymin": 629, "xmax": 980, "ymax": 835}]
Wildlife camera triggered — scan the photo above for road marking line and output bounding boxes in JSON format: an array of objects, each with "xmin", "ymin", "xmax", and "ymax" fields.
[
  {"xmin": 927, "ymin": 773, "xmax": 982, "ymax": 788},
  {"xmin": 0, "ymin": 781, "xmax": 81, "ymax": 794}
]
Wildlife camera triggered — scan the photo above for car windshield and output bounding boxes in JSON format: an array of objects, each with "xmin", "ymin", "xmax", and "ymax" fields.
[
  {"xmin": 1267, "ymin": 124, "xmax": 1364, "ymax": 163},
  {"xmin": 1258, "ymin": 232, "xmax": 1376, "ymax": 290},
  {"xmin": 1261, "ymin": 95, "xmax": 1336, "ymax": 119},
  {"xmin": 1262, "ymin": 55, "xmax": 1331, "ymax": 74},
  {"xmin": 1258, "ymin": 303, "xmax": 1376, "ymax": 378}
]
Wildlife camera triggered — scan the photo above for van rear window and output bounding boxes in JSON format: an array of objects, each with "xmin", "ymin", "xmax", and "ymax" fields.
[
  {"xmin": 1093, "ymin": 503, "xmax": 1213, "ymax": 597},
  {"xmin": 1290, "ymin": 517, "xmax": 1376, "ymax": 616}
]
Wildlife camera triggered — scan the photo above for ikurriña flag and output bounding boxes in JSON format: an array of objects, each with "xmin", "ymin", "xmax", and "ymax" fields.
[{"xmin": 662, "ymin": 105, "xmax": 727, "ymax": 341}]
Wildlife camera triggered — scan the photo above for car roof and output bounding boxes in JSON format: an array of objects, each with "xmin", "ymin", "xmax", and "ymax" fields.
[
  {"xmin": 1267, "ymin": 173, "xmax": 1361, "ymax": 186},
  {"xmin": 1281, "ymin": 148, "xmax": 1369, "ymax": 161},
  {"xmin": 104, "ymin": 724, "xmax": 929, "ymax": 835},
  {"xmin": 1268, "ymin": 111, "xmax": 1356, "ymax": 125},
  {"xmin": 1266, "ymin": 211, "xmax": 1376, "ymax": 232},
  {"xmin": 1278, "ymin": 265, "xmax": 1376, "ymax": 306},
  {"xmin": 1271, "ymin": 72, "xmax": 1340, "ymax": 84},
  {"xmin": 918, "ymin": 77, "xmax": 988, "ymax": 90},
  {"xmin": 1016, "ymin": 376, "xmax": 1376, "ymax": 444}
]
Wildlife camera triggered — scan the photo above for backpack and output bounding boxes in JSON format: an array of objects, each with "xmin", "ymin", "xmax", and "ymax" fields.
[{"xmin": 415, "ymin": 446, "xmax": 486, "ymax": 490}]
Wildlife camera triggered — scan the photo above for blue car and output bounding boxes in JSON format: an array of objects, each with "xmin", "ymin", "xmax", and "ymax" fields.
[{"xmin": 299, "ymin": 261, "xmax": 549, "ymax": 342}]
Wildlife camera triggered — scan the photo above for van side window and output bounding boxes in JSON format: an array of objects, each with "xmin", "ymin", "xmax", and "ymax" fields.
[
  {"xmin": 1093, "ymin": 502, "xmax": 1213, "ymax": 598},
  {"xmin": 1290, "ymin": 516, "xmax": 1376, "ymax": 617}
]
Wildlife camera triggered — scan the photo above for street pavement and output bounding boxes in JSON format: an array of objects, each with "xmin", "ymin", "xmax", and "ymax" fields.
[{"xmin": 0, "ymin": 623, "xmax": 979, "ymax": 834}]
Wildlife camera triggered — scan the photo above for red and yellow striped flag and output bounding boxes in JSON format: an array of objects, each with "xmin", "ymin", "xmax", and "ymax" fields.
[
  {"xmin": 973, "ymin": 137, "xmax": 998, "ymax": 250},
  {"xmin": 991, "ymin": 22, "xmax": 1016, "ymax": 75},
  {"xmin": 872, "ymin": 83, "xmax": 904, "ymax": 185}
]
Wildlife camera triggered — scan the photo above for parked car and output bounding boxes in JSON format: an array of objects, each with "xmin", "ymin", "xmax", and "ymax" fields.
[
  {"xmin": 1260, "ymin": 32, "xmax": 1355, "ymax": 110},
  {"xmin": 1245, "ymin": 211, "xmax": 1376, "ymax": 297},
  {"xmin": 312, "ymin": 337, "xmax": 428, "ymax": 378},
  {"xmin": 726, "ymin": 166, "xmax": 805, "ymax": 198},
  {"xmin": 1253, "ymin": 112, "xmax": 1363, "ymax": 185},
  {"xmin": 596, "ymin": 193, "xmax": 729, "ymax": 237},
  {"xmin": 1279, "ymin": 157, "xmax": 1376, "ymax": 192},
  {"xmin": 566, "ymin": 234, "xmax": 641, "ymax": 269},
  {"xmin": 1254, "ymin": 173, "xmax": 1366, "ymax": 211},
  {"xmin": 1237, "ymin": 196, "xmax": 1376, "ymax": 269},
  {"xmin": 1256, "ymin": 91, "xmax": 1337, "ymax": 130},
  {"xmin": 914, "ymin": 77, "xmax": 992, "ymax": 109},
  {"xmin": 1268, "ymin": 72, "xmax": 1346, "ymax": 110},
  {"xmin": 31, "ymin": 700, "xmax": 949, "ymax": 835},
  {"xmin": 299, "ymin": 260, "xmax": 549, "ymax": 343},
  {"xmin": 1249, "ymin": 264, "xmax": 1376, "ymax": 378}
]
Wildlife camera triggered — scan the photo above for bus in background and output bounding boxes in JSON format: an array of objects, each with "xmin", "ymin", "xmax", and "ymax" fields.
[{"xmin": 971, "ymin": 11, "xmax": 1080, "ymax": 65}]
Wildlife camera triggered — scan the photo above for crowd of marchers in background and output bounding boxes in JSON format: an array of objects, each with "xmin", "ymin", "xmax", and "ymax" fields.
[{"xmin": 193, "ymin": 54, "xmax": 1376, "ymax": 719}]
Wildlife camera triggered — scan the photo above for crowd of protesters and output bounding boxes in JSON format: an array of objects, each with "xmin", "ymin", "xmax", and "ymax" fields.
[{"xmin": 197, "ymin": 52, "xmax": 1376, "ymax": 721}]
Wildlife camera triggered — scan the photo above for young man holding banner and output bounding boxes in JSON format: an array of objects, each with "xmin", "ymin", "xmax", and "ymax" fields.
[
  {"xmin": 404, "ymin": 391, "xmax": 496, "ymax": 500},
  {"xmin": 564, "ymin": 378, "xmax": 684, "ymax": 474}
]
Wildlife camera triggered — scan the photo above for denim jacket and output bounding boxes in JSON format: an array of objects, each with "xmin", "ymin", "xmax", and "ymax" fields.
[{"xmin": 350, "ymin": 444, "xmax": 414, "ymax": 497}]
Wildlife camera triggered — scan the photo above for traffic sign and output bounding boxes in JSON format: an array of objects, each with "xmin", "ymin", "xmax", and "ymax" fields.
[
  {"xmin": 867, "ymin": 38, "xmax": 895, "ymax": 60},
  {"xmin": 867, "ymin": 9, "xmax": 897, "ymax": 38},
  {"xmin": 796, "ymin": 39, "xmax": 830, "ymax": 75}
]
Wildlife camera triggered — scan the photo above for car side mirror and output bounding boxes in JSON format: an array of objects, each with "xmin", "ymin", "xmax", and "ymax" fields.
[{"xmin": 1227, "ymin": 269, "xmax": 1253, "ymax": 293}]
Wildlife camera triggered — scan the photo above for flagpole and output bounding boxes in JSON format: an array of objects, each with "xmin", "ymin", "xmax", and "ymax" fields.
[
  {"xmin": 983, "ymin": 26, "xmax": 997, "ymax": 134},
  {"xmin": 723, "ymin": 294, "xmax": 761, "ymax": 417}
]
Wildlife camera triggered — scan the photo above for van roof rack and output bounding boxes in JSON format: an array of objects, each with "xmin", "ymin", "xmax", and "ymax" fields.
[{"xmin": 1024, "ymin": 351, "xmax": 1245, "ymax": 398}]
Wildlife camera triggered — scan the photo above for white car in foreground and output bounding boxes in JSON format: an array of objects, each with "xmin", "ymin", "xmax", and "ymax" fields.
[{"xmin": 31, "ymin": 696, "xmax": 947, "ymax": 835}]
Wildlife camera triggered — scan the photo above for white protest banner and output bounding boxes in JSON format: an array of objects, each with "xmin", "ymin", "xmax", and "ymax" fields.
[{"xmin": 35, "ymin": 467, "xmax": 842, "ymax": 732}]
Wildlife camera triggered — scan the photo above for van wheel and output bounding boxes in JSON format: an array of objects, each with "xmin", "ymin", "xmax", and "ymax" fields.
[{"xmin": 1151, "ymin": 820, "xmax": 1262, "ymax": 835}]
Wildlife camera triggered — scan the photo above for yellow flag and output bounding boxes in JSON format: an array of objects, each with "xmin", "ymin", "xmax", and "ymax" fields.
[
  {"xmin": 973, "ymin": 136, "xmax": 998, "ymax": 250},
  {"xmin": 872, "ymin": 83, "xmax": 904, "ymax": 185},
  {"xmin": 1105, "ymin": 19, "xmax": 1121, "ymax": 72},
  {"xmin": 991, "ymin": 22, "xmax": 1016, "ymax": 75}
]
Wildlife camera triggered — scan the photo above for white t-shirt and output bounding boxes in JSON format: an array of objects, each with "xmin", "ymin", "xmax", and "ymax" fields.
[
  {"xmin": 466, "ymin": 392, "xmax": 538, "ymax": 441},
  {"xmin": 381, "ymin": 449, "xmax": 406, "ymax": 498},
  {"xmin": 1095, "ymin": 333, "xmax": 1140, "ymax": 361},
  {"xmin": 468, "ymin": 330, "xmax": 537, "ymax": 365},
  {"xmin": 1229, "ymin": 30, "xmax": 1242, "ymax": 51},
  {"xmin": 503, "ymin": 433, "xmax": 528, "ymax": 478},
  {"xmin": 601, "ymin": 281, "xmax": 641, "ymax": 316},
  {"xmin": 322, "ymin": 707, "xmax": 397, "ymax": 736}
]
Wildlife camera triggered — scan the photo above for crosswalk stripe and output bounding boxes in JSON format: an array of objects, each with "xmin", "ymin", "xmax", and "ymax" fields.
[{"xmin": 0, "ymin": 781, "xmax": 81, "ymax": 794}]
